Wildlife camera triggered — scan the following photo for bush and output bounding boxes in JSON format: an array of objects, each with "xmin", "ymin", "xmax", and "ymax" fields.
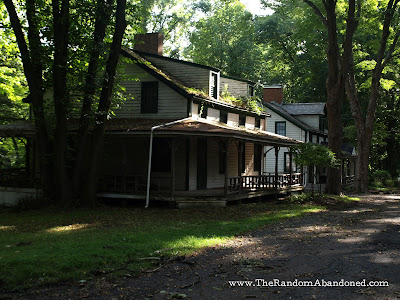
[{"xmin": 371, "ymin": 170, "xmax": 392, "ymax": 187}]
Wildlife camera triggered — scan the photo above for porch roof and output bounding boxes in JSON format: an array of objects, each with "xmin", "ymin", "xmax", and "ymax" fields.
[
  {"xmin": 0, "ymin": 121, "xmax": 36, "ymax": 137},
  {"xmin": 105, "ymin": 118, "xmax": 300, "ymax": 146}
]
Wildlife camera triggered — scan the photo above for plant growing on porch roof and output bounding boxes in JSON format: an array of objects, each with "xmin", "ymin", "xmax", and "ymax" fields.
[{"xmin": 291, "ymin": 143, "xmax": 339, "ymax": 197}]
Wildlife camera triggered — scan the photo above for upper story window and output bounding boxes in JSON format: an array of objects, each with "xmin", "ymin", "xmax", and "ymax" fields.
[
  {"xmin": 275, "ymin": 121, "xmax": 286, "ymax": 136},
  {"xmin": 239, "ymin": 115, "xmax": 246, "ymax": 126},
  {"xmin": 220, "ymin": 111, "xmax": 228, "ymax": 124},
  {"xmin": 319, "ymin": 115, "xmax": 327, "ymax": 131},
  {"xmin": 210, "ymin": 72, "xmax": 218, "ymax": 99},
  {"xmin": 141, "ymin": 82, "xmax": 158, "ymax": 113},
  {"xmin": 248, "ymin": 85, "xmax": 254, "ymax": 97}
]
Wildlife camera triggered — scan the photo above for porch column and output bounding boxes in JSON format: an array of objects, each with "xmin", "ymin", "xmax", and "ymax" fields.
[
  {"xmin": 274, "ymin": 146, "xmax": 279, "ymax": 189},
  {"xmin": 170, "ymin": 138, "xmax": 176, "ymax": 197},
  {"xmin": 224, "ymin": 139, "xmax": 230, "ymax": 197},
  {"xmin": 289, "ymin": 148, "xmax": 293, "ymax": 186}
]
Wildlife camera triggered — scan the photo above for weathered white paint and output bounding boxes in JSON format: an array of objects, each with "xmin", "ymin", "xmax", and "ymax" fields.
[
  {"xmin": 207, "ymin": 108, "xmax": 220, "ymax": 122},
  {"xmin": 207, "ymin": 138, "xmax": 225, "ymax": 188},
  {"xmin": 209, "ymin": 71, "xmax": 220, "ymax": 100},
  {"xmin": 220, "ymin": 77, "xmax": 249, "ymax": 98},
  {"xmin": 116, "ymin": 62, "xmax": 188, "ymax": 119},
  {"xmin": 0, "ymin": 187, "xmax": 42, "ymax": 206},
  {"xmin": 245, "ymin": 116, "xmax": 255, "ymax": 130},
  {"xmin": 296, "ymin": 115, "xmax": 320, "ymax": 129},
  {"xmin": 227, "ymin": 113, "xmax": 239, "ymax": 127},
  {"xmin": 139, "ymin": 54, "xmax": 211, "ymax": 93},
  {"xmin": 192, "ymin": 102, "xmax": 199, "ymax": 119}
]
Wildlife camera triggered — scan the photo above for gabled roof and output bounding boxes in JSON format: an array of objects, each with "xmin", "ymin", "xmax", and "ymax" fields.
[
  {"xmin": 132, "ymin": 49, "xmax": 221, "ymax": 73},
  {"xmin": 263, "ymin": 102, "xmax": 326, "ymax": 136},
  {"xmin": 121, "ymin": 47, "xmax": 266, "ymax": 117},
  {"xmin": 281, "ymin": 103, "xmax": 326, "ymax": 115}
]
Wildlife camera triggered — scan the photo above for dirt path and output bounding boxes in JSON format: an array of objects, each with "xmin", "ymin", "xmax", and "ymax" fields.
[{"xmin": 4, "ymin": 194, "xmax": 400, "ymax": 299}]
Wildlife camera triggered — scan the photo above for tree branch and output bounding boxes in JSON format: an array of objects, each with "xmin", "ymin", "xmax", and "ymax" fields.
[{"xmin": 303, "ymin": 0, "xmax": 327, "ymax": 28}]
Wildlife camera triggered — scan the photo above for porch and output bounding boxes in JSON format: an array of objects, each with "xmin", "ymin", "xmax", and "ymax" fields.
[{"xmin": 96, "ymin": 173, "xmax": 304, "ymax": 207}]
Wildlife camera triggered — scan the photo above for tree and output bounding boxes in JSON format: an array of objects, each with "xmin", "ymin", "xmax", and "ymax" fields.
[
  {"xmin": 3, "ymin": 0, "xmax": 128, "ymax": 206},
  {"xmin": 344, "ymin": 0, "xmax": 400, "ymax": 192},
  {"xmin": 292, "ymin": 142, "xmax": 339, "ymax": 197},
  {"xmin": 185, "ymin": 0, "xmax": 264, "ymax": 80}
]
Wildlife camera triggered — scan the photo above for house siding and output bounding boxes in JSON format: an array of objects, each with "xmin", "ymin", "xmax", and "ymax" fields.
[
  {"xmin": 245, "ymin": 116, "xmax": 255, "ymax": 130},
  {"xmin": 207, "ymin": 108, "xmax": 220, "ymax": 122},
  {"xmin": 296, "ymin": 115, "xmax": 320, "ymax": 129},
  {"xmin": 220, "ymin": 77, "xmax": 249, "ymax": 98},
  {"xmin": 139, "ymin": 54, "xmax": 211, "ymax": 93},
  {"xmin": 227, "ymin": 112, "xmax": 239, "ymax": 127},
  {"xmin": 116, "ymin": 62, "xmax": 188, "ymax": 119}
]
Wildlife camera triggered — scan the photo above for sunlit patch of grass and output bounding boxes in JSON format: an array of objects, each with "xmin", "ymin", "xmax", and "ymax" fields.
[
  {"xmin": 325, "ymin": 194, "xmax": 361, "ymax": 203},
  {"xmin": 0, "ymin": 202, "xmax": 329, "ymax": 290}
]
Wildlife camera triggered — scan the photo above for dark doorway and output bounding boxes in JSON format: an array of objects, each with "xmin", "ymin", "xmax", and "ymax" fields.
[{"xmin": 197, "ymin": 138, "xmax": 207, "ymax": 189}]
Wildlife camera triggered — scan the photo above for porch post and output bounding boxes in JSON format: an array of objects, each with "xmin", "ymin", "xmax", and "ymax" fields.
[
  {"xmin": 274, "ymin": 146, "xmax": 279, "ymax": 189},
  {"xmin": 289, "ymin": 148, "xmax": 293, "ymax": 186},
  {"xmin": 224, "ymin": 139, "xmax": 230, "ymax": 197},
  {"xmin": 170, "ymin": 138, "xmax": 176, "ymax": 197}
]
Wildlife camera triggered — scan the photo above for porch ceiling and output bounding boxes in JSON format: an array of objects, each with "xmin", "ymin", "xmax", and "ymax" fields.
[{"xmin": 106, "ymin": 118, "xmax": 300, "ymax": 146}]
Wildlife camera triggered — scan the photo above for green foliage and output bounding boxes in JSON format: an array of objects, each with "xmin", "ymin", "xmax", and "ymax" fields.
[
  {"xmin": 370, "ymin": 169, "xmax": 392, "ymax": 187},
  {"xmin": 185, "ymin": 0, "xmax": 264, "ymax": 80},
  {"xmin": 220, "ymin": 85, "xmax": 263, "ymax": 114},
  {"xmin": 292, "ymin": 143, "xmax": 340, "ymax": 170}
]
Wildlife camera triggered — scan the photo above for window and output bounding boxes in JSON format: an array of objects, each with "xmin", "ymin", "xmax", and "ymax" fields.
[
  {"xmin": 319, "ymin": 115, "xmax": 327, "ymax": 131},
  {"xmin": 239, "ymin": 115, "xmax": 246, "ymax": 126},
  {"xmin": 284, "ymin": 152, "xmax": 296, "ymax": 173},
  {"xmin": 198, "ymin": 104, "xmax": 208, "ymax": 119},
  {"xmin": 210, "ymin": 72, "xmax": 218, "ymax": 99},
  {"xmin": 248, "ymin": 85, "xmax": 254, "ymax": 97},
  {"xmin": 254, "ymin": 144, "xmax": 262, "ymax": 172},
  {"xmin": 275, "ymin": 121, "xmax": 286, "ymax": 136},
  {"xmin": 220, "ymin": 111, "xmax": 227, "ymax": 124},
  {"xmin": 141, "ymin": 82, "xmax": 158, "ymax": 113},
  {"xmin": 255, "ymin": 118, "xmax": 261, "ymax": 129}
]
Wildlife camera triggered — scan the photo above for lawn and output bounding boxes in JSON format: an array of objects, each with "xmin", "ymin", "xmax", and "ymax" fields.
[{"xmin": 0, "ymin": 200, "xmax": 333, "ymax": 291}]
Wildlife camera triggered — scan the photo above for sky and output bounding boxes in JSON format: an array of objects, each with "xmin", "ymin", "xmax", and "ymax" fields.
[{"xmin": 240, "ymin": 0, "xmax": 273, "ymax": 15}]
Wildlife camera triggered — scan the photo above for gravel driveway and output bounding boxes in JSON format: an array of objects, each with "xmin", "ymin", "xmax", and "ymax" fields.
[{"xmin": 4, "ymin": 194, "xmax": 400, "ymax": 299}]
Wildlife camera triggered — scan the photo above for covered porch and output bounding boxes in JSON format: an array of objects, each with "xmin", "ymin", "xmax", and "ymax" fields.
[{"xmin": 98, "ymin": 118, "xmax": 303, "ymax": 207}]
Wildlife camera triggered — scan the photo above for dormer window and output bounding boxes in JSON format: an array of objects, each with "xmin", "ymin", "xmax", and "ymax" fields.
[
  {"xmin": 248, "ymin": 85, "xmax": 254, "ymax": 97},
  {"xmin": 210, "ymin": 72, "xmax": 218, "ymax": 99}
]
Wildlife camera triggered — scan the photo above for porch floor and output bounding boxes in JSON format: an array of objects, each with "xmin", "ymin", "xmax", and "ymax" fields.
[{"xmin": 96, "ymin": 185, "xmax": 304, "ymax": 208}]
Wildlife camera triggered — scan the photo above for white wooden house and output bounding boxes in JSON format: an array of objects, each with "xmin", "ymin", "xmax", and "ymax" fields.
[{"xmin": 0, "ymin": 34, "xmax": 305, "ymax": 207}]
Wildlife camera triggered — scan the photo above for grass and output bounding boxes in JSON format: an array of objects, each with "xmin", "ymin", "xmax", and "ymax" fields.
[{"xmin": 0, "ymin": 201, "xmax": 327, "ymax": 291}]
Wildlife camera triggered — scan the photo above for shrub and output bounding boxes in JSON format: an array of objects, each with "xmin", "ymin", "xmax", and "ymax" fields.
[{"xmin": 371, "ymin": 170, "xmax": 392, "ymax": 187}]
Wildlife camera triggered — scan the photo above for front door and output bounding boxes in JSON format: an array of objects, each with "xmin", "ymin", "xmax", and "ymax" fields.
[{"xmin": 197, "ymin": 138, "xmax": 207, "ymax": 190}]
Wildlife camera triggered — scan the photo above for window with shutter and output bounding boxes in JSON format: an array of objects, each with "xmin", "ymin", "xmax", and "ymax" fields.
[
  {"xmin": 210, "ymin": 72, "xmax": 218, "ymax": 99},
  {"xmin": 141, "ymin": 82, "xmax": 158, "ymax": 113}
]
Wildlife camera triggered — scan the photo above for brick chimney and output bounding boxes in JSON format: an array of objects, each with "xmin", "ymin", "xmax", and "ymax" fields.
[
  {"xmin": 133, "ymin": 33, "xmax": 163, "ymax": 55},
  {"xmin": 263, "ymin": 84, "xmax": 284, "ymax": 104}
]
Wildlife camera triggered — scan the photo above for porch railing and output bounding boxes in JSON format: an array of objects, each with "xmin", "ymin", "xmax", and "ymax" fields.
[
  {"xmin": 229, "ymin": 173, "xmax": 303, "ymax": 192},
  {"xmin": 97, "ymin": 174, "xmax": 171, "ymax": 195},
  {"xmin": 0, "ymin": 168, "xmax": 38, "ymax": 188}
]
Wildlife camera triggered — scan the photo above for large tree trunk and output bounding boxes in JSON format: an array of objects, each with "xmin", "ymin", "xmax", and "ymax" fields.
[
  {"xmin": 72, "ymin": 0, "xmax": 113, "ymax": 204},
  {"xmin": 345, "ymin": 0, "xmax": 399, "ymax": 192},
  {"xmin": 52, "ymin": 0, "xmax": 71, "ymax": 205},
  {"xmin": 82, "ymin": 0, "xmax": 127, "ymax": 206}
]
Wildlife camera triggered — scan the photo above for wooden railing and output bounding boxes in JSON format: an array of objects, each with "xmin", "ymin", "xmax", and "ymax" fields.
[
  {"xmin": 229, "ymin": 173, "xmax": 303, "ymax": 192},
  {"xmin": 0, "ymin": 168, "xmax": 38, "ymax": 188},
  {"xmin": 97, "ymin": 174, "xmax": 171, "ymax": 194}
]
